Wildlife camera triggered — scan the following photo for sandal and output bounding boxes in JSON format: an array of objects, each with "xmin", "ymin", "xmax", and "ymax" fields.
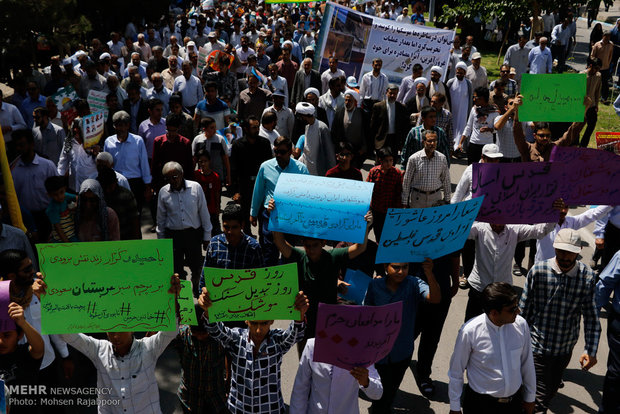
[
  {"xmin": 459, "ymin": 276, "xmax": 469, "ymax": 289},
  {"xmin": 419, "ymin": 380, "xmax": 435, "ymax": 397}
]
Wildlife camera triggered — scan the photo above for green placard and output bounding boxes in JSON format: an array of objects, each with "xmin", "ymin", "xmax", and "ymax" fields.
[
  {"xmin": 204, "ymin": 263, "xmax": 300, "ymax": 322},
  {"xmin": 178, "ymin": 280, "xmax": 198, "ymax": 326},
  {"xmin": 37, "ymin": 240, "xmax": 175, "ymax": 334},
  {"xmin": 519, "ymin": 73, "xmax": 586, "ymax": 122}
]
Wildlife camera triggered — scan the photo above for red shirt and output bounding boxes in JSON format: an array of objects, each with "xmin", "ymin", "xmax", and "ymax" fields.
[
  {"xmin": 194, "ymin": 169, "xmax": 221, "ymax": 214},
  {"xmin": 152, "ymin": 134, "xmax": 194, "ymax": 189},
  {"xmin": 325, "ymin": 165, "xmax": 363, "ymax": 181},
  {"xmin": 366, "ymin": 165, "xmax": 403, "ymax": 213}
]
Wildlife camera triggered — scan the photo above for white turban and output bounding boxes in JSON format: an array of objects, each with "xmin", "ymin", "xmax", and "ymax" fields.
[
  {"xmin": 455, "ymin": 62, "xmax": 468, "ymax": 71},
  {"xmin": 430, "ymin": 65, "xmax": 443, "ymax": 76},
  {"xmin": 304, "ymin": 87, "xmax": 320, "ymax": 98},
  {"xmin": 295, "ymin": 102, "xmax": 316, "ymax": 116},
  {"xmin": 414, "ymin": 77, "xmax": 428, "ymax": 87},
  {"xmin": 344, "ymin": 89, "xmax": 360, "ymax": 102}
]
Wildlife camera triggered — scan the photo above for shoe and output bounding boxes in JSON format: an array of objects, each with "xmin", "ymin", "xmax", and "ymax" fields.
[
  {"xmin": 149, "ymin": 225, "xmax": 157, "ymax": 233},
  {"xmin": 459, "ymin": 276, "xmax": 469, "ymax": 289},
  {"xmin": 512, "ymin": 264, "xmax": 522, "ymax": 276},
  {"xmin": 558, "ymin": 380, "xmax": 564, "ymax": 388},
  {"xmin": 419, "ymin": 379, "xmax": 435, "ymax": 398}
]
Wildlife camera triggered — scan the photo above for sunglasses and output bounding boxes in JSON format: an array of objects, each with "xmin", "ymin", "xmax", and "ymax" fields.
[{"xmin": 274, "ymin": 149, "xmax": 289, "ymax": 155}]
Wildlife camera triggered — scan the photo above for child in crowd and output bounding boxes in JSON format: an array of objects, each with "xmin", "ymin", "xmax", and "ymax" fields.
[
  {"xmin": 44, "ymin": 176, "xmax": 79, "ymax": 243},
  {"xmin": 174, "ymin": 304, "xmax": 228, "ymax": 413},
  {"xmin": 366, "ymin": 147, "xmax": 403, "ymax": 241},
  {"xmin": 325, "ymin": 142, "xmax": 363, "ymax": 181},
  {"xmin": 194, "ymin": 149, "xmax": 222, "ymax": 235},
  {"xmin": 192, "ymin": 117, "xmax": 232, "ymax": 187},
  {"xmin": 197, "ymin": 288, "xmax": 309, "ymax": 414}
]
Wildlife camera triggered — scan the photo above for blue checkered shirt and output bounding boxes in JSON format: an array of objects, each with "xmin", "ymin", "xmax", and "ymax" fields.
[
  {"xmin": 200, "ymin": 233, "xmax": 266, "ymax": 290},
  {"xmin": 519, "ymin": 259, "xmax": 601, "ymax": 357},
  {"xmin": 204, "ymin": 318, "xmax": 305, "ymax": 413}
]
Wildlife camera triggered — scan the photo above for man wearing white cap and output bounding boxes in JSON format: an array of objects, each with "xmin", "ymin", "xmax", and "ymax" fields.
[
  {"xmin": 466, "ymin": 52, "xmax": 488, "ymax": 90},
  {"xmin": 203, "ymin": 32, "xmax": 225, "ymax": 54},
  {"xmin": 295, "ymin": 101, "xmax": 335, "ymax": 176},
  {"xmin": 427, "ymin": 66, "xmax": 449, "ymax": 109},
  {"xmin": 520, "ymin": 228, "xmax": 601, "ymax": 413},
  {"xmin": 331, "ymin": 89, "xmax": 366, "ymax": 167},
  {"xmin": 446, "ymin": 62, "xmax": 473, "ymax": 149},
  {"xmin": 321, "ymin": 56, "xmax": 346, "ymax": 94}
]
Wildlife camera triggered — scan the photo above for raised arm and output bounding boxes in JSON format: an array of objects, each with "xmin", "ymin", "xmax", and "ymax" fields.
[{"xmin": 512, "ymin": 95, "xmax": 530, "ymax": 161}]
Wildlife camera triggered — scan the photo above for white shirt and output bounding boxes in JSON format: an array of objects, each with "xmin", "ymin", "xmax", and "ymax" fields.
[
  {"xmin": 465, "ymin": 65, "xmax": 488, "ymax": 90},
  {"xmin": 503, "ymin": 43, "xmax": 531, "ymax": 80},
  {"xmin": 57, "ymin": 139, "xmax": 99, "ymax": 192},
  {"xmin": 451, "ymin": 164, "xmax": 473, "ymax": 203},
  {"xmin": 156, "ymin": 179, "xmax": 212, "ymax": 241},
  {"xmin": 468, "ymin": 222, "xmax": 555, "ymax": 292},
  {"xmin": 289, "ymin": 339, "xmax": 383, "ymax": 414},
  {"xmin": 259, "ymin": 125, "xmax": 280, "ymax": 150},
  {"xmin": 395, "ymin": 14, "xmax": 411, "ymax": 24},
  {"xmin": 266, "ymin": 76, "xmax": 289, "ymax": 107},
  {"xmin": 321, "ymin": 68, "xmax": 346, "ymax": 94},
  {"xmin": 60, "ymin": 330, "xmax": 176, "ymax": 414},
  {"xmin": 462, "ymin": 107, "xmax": 499, "ymax": 145},
  {"xmin": 387, "ymin": 100, "xmax": 395, "ymax": 134},
  {"xmin": 0, "ymin": 101, "xmax": 27, "ymax": 142},
  {"xmin": 359, "ymin": 71, "xmax": 388, "ymax": 101},
  {"xmin": 318, "ymin": 92, "xmax": 344, "ymax": 128},
  {"xmin": 494, "ymin": 117, "xmax": 522, "ymax": 159},
  {"xmin": 172, "ymin": 75, "xmax": 204, "ymax": 107},
  {"xmin": 535, "ymin": 206, "xmax": 613, "ymax": 262},
  {"xmin": 263, "ymin": 105, "xmax": 294, "ymax": 141},
  {"xmin": 448, "ymin": 314, "xmax": 536, "ymax": 411},
  {"xmin": 20, "ymin": 296, "xmax": 69, "ymax": 370}
]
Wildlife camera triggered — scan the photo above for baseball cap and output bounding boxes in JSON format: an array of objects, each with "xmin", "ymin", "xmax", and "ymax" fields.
[
  {"xmin": 208, "ymin": 32, "xmax": 217, "ymax": 38},
  {"xmin": 482, "ymin": 143, "xmax": 503, "ymax": 158},
  {"xmin": 187, "ymin": 41, "xmax": 196, "ymax": 48},
  {"xmin": 346, "ymin": 76, "xmax": 358, "ymax": 88},
  {"xmin": 471, "ymin": 52, "xmax": 482, "ymax": 60},
  {"xmin": 509, "ymin": 67, "xmax": 517, "ymax": 75},
  {"xmin": 553, "ymin": 228, "xmax": 582, "ymax": 253}
]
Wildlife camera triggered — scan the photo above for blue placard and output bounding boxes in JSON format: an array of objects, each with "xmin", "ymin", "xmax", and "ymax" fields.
[
  {"xmin": 269, "ymin": 173, "xmax": 374, "ymax": 243},
  {"xmin": 376, "ymin": 198, "xmax": 484, "ymax": 263},
  {"xmin": 340, "ymin": 269, "xmax": 372, "ymax": 304}
]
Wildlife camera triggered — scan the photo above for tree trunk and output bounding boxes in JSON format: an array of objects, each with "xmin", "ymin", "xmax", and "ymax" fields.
[{"xmin": 497, "ymin": 20, "xmax": 512, "ymax": 65}]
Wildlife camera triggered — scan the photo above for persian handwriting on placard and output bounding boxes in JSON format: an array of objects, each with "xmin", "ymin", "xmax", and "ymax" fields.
[
  {"xmin": 46, "ymin": 248, "xmax": 164, "ymax": 266},
  {"xmin": 526, "ymin": 87, "xmax": 582, "ymax": 106},
  {"xmin": 323, "ymin": 310, "xmax": 401, "ymax": 329}
]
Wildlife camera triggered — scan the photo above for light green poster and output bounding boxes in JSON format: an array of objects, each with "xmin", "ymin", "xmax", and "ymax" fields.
[
  {"xmin": 519, "ymin": 73, "xmax": 586, "ymax": 122},
  {"xmin": 204, "ymin": 263, "xmax": 300, "ymax": 322},
  {"xmin": 178, "ymin": 280, "xmax": 198, "ymax": 326},
  {"xmin": 37, "ymin": 240, "xmax": 175, "ymax": 334}
]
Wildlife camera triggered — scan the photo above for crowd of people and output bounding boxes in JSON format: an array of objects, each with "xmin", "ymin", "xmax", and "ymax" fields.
[{"xmin": 0, "ymin": 0, "xmax": 619, "ymax": 413}]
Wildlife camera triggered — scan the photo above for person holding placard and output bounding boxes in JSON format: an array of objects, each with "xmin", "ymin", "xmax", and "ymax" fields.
[
  {"xmin": 364, "ymin": 259, "xmax": 441, "ymax": 413},
  {"xmin": 36, "ymin": 273, "xmax": 182, "ymax": 414},
  {"xmin": 289, "ymin": 338, "xmax": 383, "ymax": 414},
  {"xmin": 197, "ymin": 287, "xmax": 309, "ymax": 414},
  {"xmin": 269, "ymin": 198, "xmax": 372, "ymax": 353}
]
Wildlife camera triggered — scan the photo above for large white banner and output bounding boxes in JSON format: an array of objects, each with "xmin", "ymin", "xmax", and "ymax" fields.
[{"xmin": 315, "ymin": 2, "xmax": 454, "ymax": 84}]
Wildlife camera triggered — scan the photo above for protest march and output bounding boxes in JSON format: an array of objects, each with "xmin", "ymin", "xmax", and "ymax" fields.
[{"xmin": 1, "ymin": 0, "xmax": 620, "ymax": 413}]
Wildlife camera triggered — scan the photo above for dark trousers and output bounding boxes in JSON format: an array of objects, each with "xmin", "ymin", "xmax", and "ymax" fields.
[
  {"xmin": 463, "ymin": 384, "xmax": 523, "ymax": 414},
  {"xmin": 467, "ymin": 142, "xmax": 484, "ymax": 165},
  {"xmin": 602, "ymin": 308, "xmax": 620, "ymax": 413},
  {"xmin": 533, "ymin": 353, "xmax": 572, "ymax": 413},
  {"xmin": 602, "ymin": 222, "xmax": 620, "ymax": 270},
  {"xmin": 515, "ymin": 239, "xmax": 537, "ymax": 268},
  {"xmin": 371, "ymin": 210, "xmax": 387, "ymax": 243},
  {"xmin": 414, "ymin": 297, "xmax": 451, "ymax": 380},
  {"xmin": 601, "ymin": 68, "xmax": 611, "ymax": 101},
  {"xmin": 551, "ymin": 44, "xmax": 566, "ymax": 73},
  {"xmin": 465, "ymin": 287, "xmax": 484, "ymax": 322},
  {"xmin": 372, "ymin": 358, "xmax": 411, "ymax": 413},
  {"xmin": 166, "ymin": 227, "xmax": 203, "ymax": 296},
  {"xmin": 462, "ymin": 239, "xmax": 475, "ymax": 277},
  {"xmin": 128, "ymin": 178, "xmax": 146, "ymax": 217},
  {"xmin": 31, "ymin": 209, "xmax": 52, "ymax": 243},
  {"xmin": 210, "ymin": 212, "xmax": 222, "ymax": 236},
  {"xmin": 258, "ymin": 208, "xmax": 279, "ymax": 266},
  {"xmin": 580, "ymin": 106, "xmax": 598, "ymax": 148}
]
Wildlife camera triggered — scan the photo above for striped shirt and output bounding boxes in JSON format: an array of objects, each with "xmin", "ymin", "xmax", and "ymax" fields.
[{"xmin": 519, "ymin": 259, "xmax": 601, "ymax": 357}]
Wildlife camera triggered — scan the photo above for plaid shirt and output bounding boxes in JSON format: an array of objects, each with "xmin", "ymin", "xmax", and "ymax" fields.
[
  {"xmin": 200, "ymin": 233, "xmax": 266, "ymax": 290},
  {"xmin": 400, "ymin": 125, "xmax": 451, "ymax": 169},
  {"xmin": 519, "ymin": 259, "xmax": 601, "ymax": 357},
  {"xmin": 174, "ymin": 326, "xmax": 229, "ymax": 413},
  {"xmin": 205, "ymin": 319, "xmax": 305, "ymax": 413},
  {"xmin": 366, "ymin": 165, "xmax": 403, "ymax": 213},
  {"xmin": 401, "ymin": 150, "xmax": 451, "ymax": 205},
  {"xmin": 489, "ymin": 78, "xmax": 517, "ymax": 96}
]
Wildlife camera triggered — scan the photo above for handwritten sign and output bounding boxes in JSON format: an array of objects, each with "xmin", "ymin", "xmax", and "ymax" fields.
[
  {"xmin": 269, "ymin": 173, "xmax": 373, "ymax": 243},
  {"xmin": 315, "ymin": 3, "xmax": 454, "ymax": 82},
  {"xmin": 51, "ymin": 86, "xmax": 78, "ymax": 111},
  {"xmin": 87, "ymin": 90, "xmax": 108, "ymax": 122},
  {"xmin": 519, "ymin": 74, "xmax": 586, "ymax": 122},
  {"xmin": 550, "ymin": 146, "xmax": 620, "ymax": 205},
  {"xmin": 204, "ymin": 263, "xmax": 300, "ymax": 322},
  {"xmin": 313, "ymin": 302, "xmax": 403, "ymax": 370},
  {"xmin": 596, "ymin": 132, "xmax": 620, "ymax": 155},
  {"xmin": 0, "ymin": 281, "xmax": 15, "ymax": 333},
  {"xmin": 178, "ymin": 280, "xmax": 198, "ymax": 326},
  {"xmin": 81, "ymin": 111, "xmax": 105, "ymax": 148},
  {"xmin": 375, "ymin": 198, "xmax": 484, "ymax": 263},
  {"xmin": 339, "ymin": 269, "xmax": 371, "ymax": 305},
  {"xmin": 472, "ymin": 162, "xmax": 562, "ymax": 224},
  {"xmin": 37, "ymin": 240, "xmax": 175, "ymax": 334}
]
